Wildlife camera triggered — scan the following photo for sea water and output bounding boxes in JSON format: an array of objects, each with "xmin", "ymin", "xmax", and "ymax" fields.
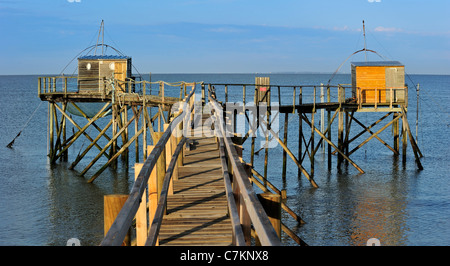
[{"xmin": 0, "ymin": 73, "xmax": 449, "ymax": 246}]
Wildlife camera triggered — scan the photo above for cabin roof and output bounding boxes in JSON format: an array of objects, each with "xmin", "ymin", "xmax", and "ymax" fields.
[
  {"xmin": 351, "ymin": 61, "xmax": 403, "ymax": 67},
  {"xmin": 78, "ymin": 55, "xmax": 131, "ymax": 60}
]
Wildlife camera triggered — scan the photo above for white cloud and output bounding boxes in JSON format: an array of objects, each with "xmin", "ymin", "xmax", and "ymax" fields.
[{"xmin": 373, "ymin": 26, "xmax": 403, "ymax": 33}]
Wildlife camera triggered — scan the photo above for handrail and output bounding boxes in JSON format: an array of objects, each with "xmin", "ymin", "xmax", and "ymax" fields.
[
  {"xmin": 209, "ymin": 88, "xmax": 281, "ymax": 246},
  {"xmin": 100, "ymin": 86, "xmax": 195, "ymax": 246},
  {"xmin": 145, "ymin": 137, "xmax": 186, "ymax": 245},
  {"xmin": 205, "ymin": 82, "xmax": 408, "ymax": 109},
  {"xmin": 218, "ymin": 132, "xmax": 246, "ymax": 246}
]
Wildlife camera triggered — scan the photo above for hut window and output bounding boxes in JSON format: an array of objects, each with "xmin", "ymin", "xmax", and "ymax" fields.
[
  {"xmin": 109, "ymin": 62, "xmax": 115, "ymax": 70},
  {"xmin": 86, "ymin": 63, "xmax": 91, "ymax": 70}
]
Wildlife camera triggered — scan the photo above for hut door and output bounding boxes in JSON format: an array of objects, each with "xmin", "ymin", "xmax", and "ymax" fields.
[{"xmin": 385, "ymin": 67, "xmax": 405, "ymax": 103}]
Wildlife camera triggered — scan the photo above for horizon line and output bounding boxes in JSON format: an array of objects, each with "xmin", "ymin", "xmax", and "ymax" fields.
[{"xmin": 0, "ymin": 72, "xmax": 447, "ymax": 76}]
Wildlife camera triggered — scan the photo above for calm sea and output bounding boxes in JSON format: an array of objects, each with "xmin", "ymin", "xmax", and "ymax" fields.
[{"xmin": 0, "ymin": 73, "xmax": 449, "ymax": 246}]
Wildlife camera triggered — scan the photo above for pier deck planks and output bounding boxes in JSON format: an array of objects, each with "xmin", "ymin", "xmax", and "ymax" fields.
[{"xmin": 158, "ymin": 133, "xmax": 233, "ymax": 246}]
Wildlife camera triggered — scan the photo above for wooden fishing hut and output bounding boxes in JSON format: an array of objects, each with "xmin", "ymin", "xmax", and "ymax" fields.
[
  {"xmin": 78, "ymin": 55, "xmax": 132, "ymax": 93},
  {"xmin": 351, "ymin": 61, "xmax": 405, "ymax": 105},
  {"xmin": 38, "ymin": 52, "xmax": 193, "ymax": 183},
  {"xmin": 205, "ymin": 62, "xmax": 423, "ymax": 191}
]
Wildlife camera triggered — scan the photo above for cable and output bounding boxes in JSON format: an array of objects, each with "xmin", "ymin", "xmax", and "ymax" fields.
[{"xmin": 6, "ymin": 102, "xmax": 44, "ymax": 148}]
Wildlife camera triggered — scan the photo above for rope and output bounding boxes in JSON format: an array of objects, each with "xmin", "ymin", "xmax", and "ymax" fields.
[{"xmin": 6, "ymin": 101, "xmax": 44, "ymax": 148}]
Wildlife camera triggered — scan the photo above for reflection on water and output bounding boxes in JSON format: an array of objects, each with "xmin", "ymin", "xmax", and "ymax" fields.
[{"xmin": 46, "ymin": 162, "xmax": 132, "ymax": 246}]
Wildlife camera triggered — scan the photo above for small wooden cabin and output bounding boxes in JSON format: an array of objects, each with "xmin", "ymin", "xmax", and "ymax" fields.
[
  {"xmin": 78, "ymin": 55, "xmax": 132, "ymax": 93},
  {"xmin": 351, "ymin": 61, "xmax": 405, "ymax": 105}
]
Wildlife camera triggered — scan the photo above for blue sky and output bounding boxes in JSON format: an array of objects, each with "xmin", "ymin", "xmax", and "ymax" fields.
[{"xmin": 0, "ymin": 0, "xmax": 449, "ymax": 74}]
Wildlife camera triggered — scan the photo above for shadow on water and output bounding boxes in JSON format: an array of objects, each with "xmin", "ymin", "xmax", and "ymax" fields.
[{"xmin": 46, "ymin": 161, "xmax": 131, "ymax": 246}]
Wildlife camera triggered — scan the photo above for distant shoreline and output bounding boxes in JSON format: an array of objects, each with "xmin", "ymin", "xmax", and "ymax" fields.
[{"xmin": 0, "ymin": 73, "xmax": 448, "ymax": 76}]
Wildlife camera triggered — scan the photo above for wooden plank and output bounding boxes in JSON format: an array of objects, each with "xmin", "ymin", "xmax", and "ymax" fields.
[{"xmin": 155, "ymin": 132, "xmax": 234, "ymax": 246}]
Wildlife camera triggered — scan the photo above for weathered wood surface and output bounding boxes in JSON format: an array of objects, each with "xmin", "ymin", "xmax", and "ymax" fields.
[
  {"xmin": 158, "ymin": 136, "xmax": 233, "ymax": 246},
  {"xmin": 39, "ymin": 92, "xmax": 179, "ymax": 107}
]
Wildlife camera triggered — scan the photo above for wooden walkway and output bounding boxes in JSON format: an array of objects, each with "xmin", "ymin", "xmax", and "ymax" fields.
[{"xmin": 158, "ymin": 133, "xmax": 233, "ymax": 246}]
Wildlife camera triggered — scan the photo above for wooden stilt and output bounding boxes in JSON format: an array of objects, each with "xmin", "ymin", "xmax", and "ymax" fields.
[
  {"xmin": 49, "ymin": 102, "xmax": 54, "ymax": 160},
  {"xmin": 302, "ymin": 114, "xmax": 365, "ymax": 174},
  {"xmin": 298, "ymin": 87, "xmax": 302, "ymax": 178},
  {"xmin": 282, "ymin": 112, "xmax": 288, "ymax": 180},
  {"xmin": 52, "ymin": 102, "xmax": 111, "ymax": 163},
  {"xmin": 133, "ymin": 107, "xmax": 140, "ymax": 163},
  {"xmin": 111, "ymin": 104, "xmax": 118, "ymax": 169},
  {"xmin": 348, "ymin": 114, "xmax": 401, "ymax": 157},
  {"xmin": 82, "ymin": 107, "xmax": 140, "ymax": 179},
  {"xmin": 401, "ymin": 106, "xmax": 423, "ymax": 170},
  {"xmin": 257, "ymin": 193, "xmax": 281, "ymax": 239},
  {"xmin": 337, "ymin": 108, "xmax": 344, "ymax": 169},
  {"xmin": 262, "ymin": 119, "xmax": 318, "ymax": 188},
  {"xmin": 134, "ymin": 163, "xmax": 147, "ymax": 246},
  {"xmin": 155, "ymin": 131, "xmax": 166, "ymax": 199},
  {"xmin": 88, "ymin": 126, "xmax": 144, "ymax": 182},
  {"xmin": 69, "ymin": 119, "xmax": 113, "ymax": 170},
  {"xmin": 164, "ymin": 123, "xmax": 174, "ymax": 195},
  {"xmin": 147, "ymin": 145, "xmax": 159, "ymax": 246},
  {"xmin": 327, "ymin": 86, "xmax": 332, "ymax": 170},
  {"xmin": 310, "ymin": 87, "xmax": 316, "ymax": 177},
  {"xmin": 351, "ymin": 115, "xmax": 399, "ymax": 155},
  {"xmin": 393, "ymin": 112, "xmax": 400, "ymax": 154}
]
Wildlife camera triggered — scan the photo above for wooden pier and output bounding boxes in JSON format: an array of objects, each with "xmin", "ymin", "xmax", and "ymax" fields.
[
  {"xmin": 40, "ymin": 63, "xmax": 423, "ymax": 246},
  {"xmin": 158, "ymin": 131, "xmax": 232, "ymax": 246}
]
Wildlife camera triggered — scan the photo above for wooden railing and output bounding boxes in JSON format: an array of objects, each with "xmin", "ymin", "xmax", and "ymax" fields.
[
  {"xmin": 355, "ymin": 86, "xmax": 408, "ymax": 109},
  {"xmin": 208, "ymin": 87, "xmax": 281, "ymax": 246},
  {"xmin": 101, "ymin": 85, "xmax": 196, "ymax": 246},
  {"xmin": 38, "ymin": 76, "xmax": 195, "ymax": 102}
]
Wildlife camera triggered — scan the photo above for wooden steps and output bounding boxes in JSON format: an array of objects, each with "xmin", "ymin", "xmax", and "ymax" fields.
[{"xmin": 158, "ymin": 135, "xmax": 233, "ymax": 246}]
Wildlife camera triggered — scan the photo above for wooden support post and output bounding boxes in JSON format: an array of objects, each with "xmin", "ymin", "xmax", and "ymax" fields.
[
  {"xmin": 103, "ymin": 194, "xmax": 130, "ymax": 246},
  {"xmin": 302, "ymin": 114, "xmax": 365, "ymax": 174},
  {"xmin": 147, "ymin": 145, "xmax": 159, "ymax": 246},
  {"xmin": 264, "ymin": 113, "xmax": 269, "ymax": 180},
  {"xmin": 134, "ymin": 163, "xmax": 147, "ymax": 246},
  {"xmin": 298, "ymin": 87, "xmax": 302, "ymax": 178},
  {"xmin": 393, "ymin": 112, "xmax": 400, "ymax": 154},
  {"xmin": 257, "ymin": 193, "xmax": 281, "ymax": 239},
  {"xmin": 49, "ymin": 102, "xmax": 54, "ymax": 160},
  {"xmin": 350, "ymin": 115, "xmax": 399, "ymax": 156},
  {"xmin": 225, "ymin": 85, "xmax": 228, "ymax": 103},
  {"xmin": 347, "ymin": 114, "xmax": 401, "ymax": 157},
  {"xmin": 88, "ymin": 126, "xmax": 145, "ymax": 182},
  {"xmin": 282, "ymin": 112, "xmax": 288, "ymax": 180},
  {"xmin": 111, "ymin": 105, "xmax": 118, "ymax": 169},
  {"xmin": 133, "ymin": 107, "xmax": 140, "ymax": 163},
  {"xmin": 201, "ymin": 83, "xmax": 205, "ymax": 106},
  {"xmin": 69, "ymin": 119, "xmax": 113, "ymax": 170},
  {"xmin": 122, "ymin": 104, "xmax": 129, "ymax": 165},
  {"xmin": 402, "ymin": 114, "xmax": 407, "ymax": 161},
  {"xmin": 142, "ymin": 88, "xmax": 147, "ymax": 160},
  {"xmin": 62, "ymin": 103, "xmax": 68, "ymax": 162},
  {"xmin": 177, "ymin": 119, "xmax": 184, "ymax": 167},
  {"xmin": 311, "ymin": 87, "xmax": 316, "ymax": 177},
  {"xmin": 164, "ymin": 123, "xmax": 174, "ymax": 195},
  {"xmin": 338, "ymin": 107, "xmax": 344, "ymax": 169},
  {"xmin": 155, "ymin": 132, "xmax": 166, "ymax": 200},
  {"xmin": 327, "ymin": 86, "xmax": 332, "ymax": 170},
  {"xmin": 263, "ymin": 119, "xmax": 319, "ymax": 188},
  {"xmin": 53, "ymin": 103, "xmax": 112, "ymax": 163},
  {"xmin": 401, "ymin": 106, "xmax": 423, "ymax": 170}
]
